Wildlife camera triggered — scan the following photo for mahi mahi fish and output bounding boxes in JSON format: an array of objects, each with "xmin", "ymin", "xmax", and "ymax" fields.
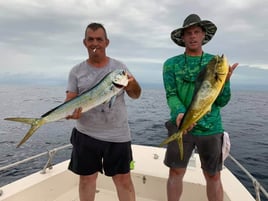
[
  {"xmin": 4, "ymin": 69, "xmax": 129, "ymax": 147},
  {"xmin": 160, "ymin": 55, "xmax": 229, "ymax": 159}
]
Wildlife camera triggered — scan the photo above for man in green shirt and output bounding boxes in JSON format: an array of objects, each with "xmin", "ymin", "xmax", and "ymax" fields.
[{"xmin": 162, "ymin": 14, "xmax": 238, "ymax": 201}]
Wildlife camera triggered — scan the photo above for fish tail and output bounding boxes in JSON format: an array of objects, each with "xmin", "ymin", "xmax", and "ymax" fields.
[
  {"xmin": 160, "ymin": 130, "xmax": 183, "ymax": 147},
  {"xmin": 4, "ymin": 117, "xmax": 45, "ymax": 147}
]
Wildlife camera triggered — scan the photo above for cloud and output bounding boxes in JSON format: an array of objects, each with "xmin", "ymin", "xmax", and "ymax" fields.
[{"xmin": 0, "ymin": 0, "xmax": 268, "ymax": 87}]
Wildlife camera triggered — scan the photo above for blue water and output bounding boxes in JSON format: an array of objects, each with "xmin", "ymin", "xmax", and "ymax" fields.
[{"xmin": 0, "ymin": 85, "xmax": 267, "ymax": 200}]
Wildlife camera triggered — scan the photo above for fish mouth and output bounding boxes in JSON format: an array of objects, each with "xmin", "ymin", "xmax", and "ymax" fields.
[
  {"xmin": 112, "ymin": 70, "xmax": 129, "ymax": 88},
  {"xmin": 112, "ymin": 82, "xmax": 125, "ymax": 88}
]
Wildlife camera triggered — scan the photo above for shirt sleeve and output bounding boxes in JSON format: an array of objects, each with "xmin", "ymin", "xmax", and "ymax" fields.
[
  {"xmin": 66, "ymin": 67, "xmax": 78, "ymax": 94},
  {"xmin": 163, "ymin": 61, "xmax": 186, "ymax": 123}
]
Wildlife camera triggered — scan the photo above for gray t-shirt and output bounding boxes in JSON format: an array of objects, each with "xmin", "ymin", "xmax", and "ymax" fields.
[{"xmin": 66, "ymin": 58, "xmax": 131, "ymax": 142}]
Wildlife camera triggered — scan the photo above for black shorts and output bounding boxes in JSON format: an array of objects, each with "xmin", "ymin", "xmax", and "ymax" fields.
[
  {"xmin": 68, "ymin": 128, "xmax": 133, "ymax": 176},
  {"xmin": 164, "ymin": 121, "xmax": 223, "ymax": 175}
]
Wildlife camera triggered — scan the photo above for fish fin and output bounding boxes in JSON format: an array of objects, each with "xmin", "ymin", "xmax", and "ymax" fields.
[
  {"xmin": 102, "ymin": 95, "xmax": 117, "ymax": 108},
  {"xmin": 108, "ymin": 96, "xmax": 117, "ymax": 108},
  {"xmin": 4, "ymin": 117, "xmax": 46, "ymax": 147},
  {"xmin": 214, "ymin": 69, "xmax": 223, "ymax": 82},
  {"xmin": 160, "ymin": 130, "xmax": 183, "ymax": 147},
  {"xmin": 215, "ymin": 71, "xmax": 227, "ymax": 83},
  {"xmin": 177, "ymin": 135, "xmax": 184, "ymax": 160}
]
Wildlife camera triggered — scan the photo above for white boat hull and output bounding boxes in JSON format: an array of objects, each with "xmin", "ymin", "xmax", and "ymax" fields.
[{"xmin": 0, "ymin": 145, "xmax": 255, "ymax": 201}]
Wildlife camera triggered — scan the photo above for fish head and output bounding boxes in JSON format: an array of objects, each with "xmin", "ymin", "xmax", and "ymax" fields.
[
  {"xmin": 213, "ymin": 54, "xmax": 229, "ymax": 75},
  {"xmin": 205, "ymin": 54, "xmax": 229, "ymax": 84},
  {"xmin": 112, "ymin": 69, "xmax": 129, "ymax": 88}
]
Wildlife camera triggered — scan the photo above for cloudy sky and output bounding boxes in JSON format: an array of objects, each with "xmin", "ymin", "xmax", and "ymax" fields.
[{"xmin": 0, "ymin": 0, "xmax": 268, "ymax": 88}]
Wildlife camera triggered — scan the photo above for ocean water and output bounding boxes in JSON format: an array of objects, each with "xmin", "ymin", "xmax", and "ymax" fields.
[{"xmin": 0, "ymin": 85, "xmax": 267, "ymax": 200}]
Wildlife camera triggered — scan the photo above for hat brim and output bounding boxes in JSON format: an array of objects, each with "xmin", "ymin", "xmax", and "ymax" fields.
[{"xmin": 171, "ymin": 20, "xmax": 217, "ymax": 47}]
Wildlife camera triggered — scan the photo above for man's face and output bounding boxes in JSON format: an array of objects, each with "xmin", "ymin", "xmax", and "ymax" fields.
[
  {"xmin": 182, "ymin": 25, "xmax": 205, "ymax": 50},
  {"xmin": 83, "ymin": 28, "xmax": 109, "ymax": 54}
]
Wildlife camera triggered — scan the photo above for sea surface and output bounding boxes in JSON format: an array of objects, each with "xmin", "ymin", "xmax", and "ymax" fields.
[{"xmin": 0, "ymin": 85, "xmax": 267, "ymax": 200}]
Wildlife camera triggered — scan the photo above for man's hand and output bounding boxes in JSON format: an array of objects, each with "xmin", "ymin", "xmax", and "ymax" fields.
[
  {"xmin": 176, "ymin": 113, "xmax": 196, "ymax": 134},
  {"xmin": 66, "ymin": 107, "xmax": 82, "ymax": 120},
  {"xmin": 226, "ymin": 63, "xmax": 239, "ymax": 81},
  {"xmin": 124, "ymin": 74, "xmax": 141, "ymax": 99}
]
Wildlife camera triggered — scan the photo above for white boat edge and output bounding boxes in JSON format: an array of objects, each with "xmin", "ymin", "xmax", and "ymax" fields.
[{"xmin": 0, "ymin": 144, "xmax": 266, "ymax": 201}]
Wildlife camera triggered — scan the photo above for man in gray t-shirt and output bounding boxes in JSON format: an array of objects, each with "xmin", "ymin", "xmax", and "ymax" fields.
[{"xmin": 66, "ymin": 22, "xmax": 141, "ymax": 201}]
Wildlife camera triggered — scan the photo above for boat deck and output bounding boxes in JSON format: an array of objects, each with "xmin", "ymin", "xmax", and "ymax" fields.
[{"xmin": 0, "ymin": 145, "xmax": 257, "ymax": 201}]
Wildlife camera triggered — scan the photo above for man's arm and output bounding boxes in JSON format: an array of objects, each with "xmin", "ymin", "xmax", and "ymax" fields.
[{"xmin": 125, "ymin": 75, "xmax": 142, "ymax": 99}]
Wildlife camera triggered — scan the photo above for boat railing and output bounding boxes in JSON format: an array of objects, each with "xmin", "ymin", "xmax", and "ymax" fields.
[
  {"xmin": 0, "ymin": 144, "xmax": 267, "ymax": 201},
  {"xmin": 0, "ymin": 144, "xmax": 72, "ymax": 175},
  {"xmin": 227, "ymin": 154, "xmax": 268, "ymax": 201}
]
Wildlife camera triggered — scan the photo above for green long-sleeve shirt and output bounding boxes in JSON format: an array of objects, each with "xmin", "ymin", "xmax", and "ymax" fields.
[{"xmin": 163, "ymin": 53, "xmax": 231, "ymax": 136}]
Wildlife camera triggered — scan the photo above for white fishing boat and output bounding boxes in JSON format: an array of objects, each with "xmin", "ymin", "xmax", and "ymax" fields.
[{"xmin": 0, "ymin": 144, "xmax": 267, "ymax": 201}]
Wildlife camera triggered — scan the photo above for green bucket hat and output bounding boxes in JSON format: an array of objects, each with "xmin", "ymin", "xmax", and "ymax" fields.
[{"xmin": 171, "ymin": 14, "xmax": 217, "ymax": 47}]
